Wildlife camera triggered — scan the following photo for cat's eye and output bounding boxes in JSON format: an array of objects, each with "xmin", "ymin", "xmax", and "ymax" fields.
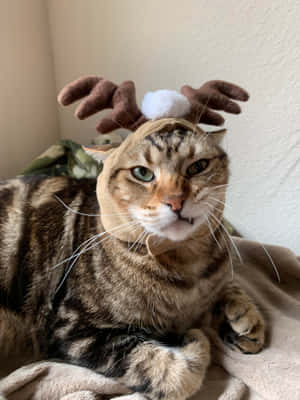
[
  {"xmin": 131, "ymin": 166, "xmax": 154, "ymax": 182},
  {"xmin": 186, "ymin": 159, "xmax": 209, "ymax": 177}
]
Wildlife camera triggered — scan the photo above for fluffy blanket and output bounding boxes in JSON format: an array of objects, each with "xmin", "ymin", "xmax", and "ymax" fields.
[
  {"xmin": 1, "ymin": 238, "xmax": 299, "ymax": 400},
  {"xmin": 18, "ymin": 133, "xmax": 123, "ymax": 179}
]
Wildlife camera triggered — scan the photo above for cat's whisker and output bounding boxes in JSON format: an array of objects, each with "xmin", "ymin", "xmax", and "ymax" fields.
[
  {"xmin": 55, "ymin": 241, "xmax": 101, "ymax": 295},
  {"xmin": 260, "ymin": 243, "xmax": 281, "ymax": 283},
  {"xmin": 55, "ymin": 221, "xmax": 140, "ymax": 294},
  {"xmin": 204, "ymin": 211, "xmax": 234, "ymax": 279},
  {"xmin": 213, "ymin": 178, "xmax": 246, "ymax": 188},
  {"xmin": 210, "ymin": 189, "xmax": 228, "ymax": 195},
  {"xmin": 92, "ymin": 225, "xmax": 140, "ymax": 253},
  {"xmin": 128, "ymin": 235, "xmax": 141, "ymax": 252},
  {"xmin": 211, "ymin": 182, "xmax": 245, "ymax": 191},
  {"xmin": 211, "ymin": 185, "xmax": 231, "ymax": 191},
  {"xmin": 126, "ymin": 223, "xmax": 142, "ymax": 249},
  {"xmin": 204, "ymin": 215, "xmax": 222, "ymax": 250},
  {"xmin": 149, "ymin": 235, "xmax": 164, "ymax": 248},
  {"xmin": 203, "ymin": 201, "xmax": 224, "ymax": 215},
  {"xmin": 210, "ymin": 187, "xmax": 237, "ymax": 197},
  {"xmin": 54, "ymin": 195, "xmax": 130, "ymax": 218},
  {"xmin": 134, "ymin": 230, "xmax": 146, "ymax": 253},
  {"xmin": 208, "ymin": 195, "xmax": 233, "ymax": 210},
  {"xmin": 134, "ymin": 230, "xmax": 148, "ymax": 254},
  {"xmin": 52, "ymin": 233, "xmax": 103, "ymax": 270},
  {"xmin": 88, "ymin": 225, "xmax": 139, "ymax": 254},
  {"xmin": 206, "ymin": 208, "xmax": 244, "ymax": 266},
  {"xmin": 206, "ymin": 172, "xmax": 217, "ymax": 182},
  {"xmin": 76, "ymin": 221, "xmax": 140, "ymax": 256},
  {"xmin": 215, "ymin": 218, "xmax": 235, "ymax": 280},
  {"xmin": 34, "ymin": 224, "xmax": 137, "ymax": 295},
  {"xmin": 128, "ymin": 229, "xmax": 146, "ymax": 252},
  {"xmin": 207, "ymin": 195, "xmax": 226, "ymax": 205},
  {"xmin": 206, "ymin": 202, "xmax": 281, "ymax": 283},
  {"xmin": 211, "ymin": 185, "xmax": 245, "ymax": 194},
  {"xmin": 137, "ymin": 231, "xmax": 149, "ymax": 252},
  {"xmin": 213, "ymin": 183, "xmax": 230, "ymax": 188},
  {"xmin": 52, "ymin": 220, "xmax": 138, "ymax": 270}
]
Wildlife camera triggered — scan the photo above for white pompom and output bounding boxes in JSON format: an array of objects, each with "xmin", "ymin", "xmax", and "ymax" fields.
[{"xmin": 141, "ymin": 90, "xmax": 191, "ymax": 120}]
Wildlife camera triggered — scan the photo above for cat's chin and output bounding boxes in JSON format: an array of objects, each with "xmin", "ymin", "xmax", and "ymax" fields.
[{"xmin": 157, "ymin": 218, "xmax": 200, "ymax": 242}]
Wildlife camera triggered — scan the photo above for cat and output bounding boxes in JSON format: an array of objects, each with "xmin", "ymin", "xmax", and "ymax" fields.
[{"xmin": 0, "ymin": 118, "xmax": 265, "ymax": 399}]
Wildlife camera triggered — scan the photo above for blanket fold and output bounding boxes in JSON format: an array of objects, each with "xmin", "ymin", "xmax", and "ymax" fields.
[
  {"xmin": 0, "ymin": 361, "xmax": 129, "ymax": 400},
  {"xmin": 1, "ymin": 238, "xmax": 299, "ymax": 400}
]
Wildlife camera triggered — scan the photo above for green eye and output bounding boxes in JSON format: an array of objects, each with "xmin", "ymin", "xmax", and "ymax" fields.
[
  {"xmin": 131, "ymin": 166, "xmax": 154, "ymax": 182},
  {"xmin": 186, "ymin": 159, "xmax": 209, "ymax": 177}
]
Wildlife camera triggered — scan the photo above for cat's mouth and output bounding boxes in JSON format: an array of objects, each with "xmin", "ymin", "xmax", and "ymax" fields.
[
  {"xmin": 163, "ymin": 214, "xmax": 195, "ymax": 231},
  {"xmin": 130, "ymin": 206, "xmax": 198, "ymax": 241},
  {"xmin": 177, "ymin": 215, "xmax": 194, "ymax": 225},
  {"xmin": 158, "ymin": 214, "xmax": 199, "ymax": 241}
]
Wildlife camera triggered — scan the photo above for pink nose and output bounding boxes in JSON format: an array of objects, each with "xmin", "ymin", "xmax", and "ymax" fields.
[{"xmin": 162, "ymin": 195, "xmax": 184, "ymax": 212}]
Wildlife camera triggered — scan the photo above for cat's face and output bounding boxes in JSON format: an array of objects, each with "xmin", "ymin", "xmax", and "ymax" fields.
[{"xmin": 96, "ymin": 125, "xmax": 229, "ymax": 242}]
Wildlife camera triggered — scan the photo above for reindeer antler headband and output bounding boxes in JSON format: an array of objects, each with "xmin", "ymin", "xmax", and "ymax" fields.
[{"xmin": 57, "ymin": 76, "xmax": 249, "ymax": 133}]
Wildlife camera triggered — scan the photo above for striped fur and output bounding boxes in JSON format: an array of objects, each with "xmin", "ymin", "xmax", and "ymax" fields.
[{"xmin": 0, "ymin": 127, "xmax": 265, "ymax": 399}]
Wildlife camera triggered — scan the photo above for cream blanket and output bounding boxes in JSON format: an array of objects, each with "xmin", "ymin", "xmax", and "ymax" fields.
[{"xmin": 1, "ymin": 238, "xmax": 299, "ymax": 400}]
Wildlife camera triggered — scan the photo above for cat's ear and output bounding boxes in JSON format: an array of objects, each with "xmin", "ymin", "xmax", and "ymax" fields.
[
  {"xmin": 206, "ymin": 129, "xmax": 227, "ymax": 146},
  {"xmin": 82, "ymin": 144, "xmax": 119, "ymax": 162}
]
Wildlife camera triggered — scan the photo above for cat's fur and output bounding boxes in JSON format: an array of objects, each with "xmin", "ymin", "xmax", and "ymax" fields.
[{"xmin": 0, "ymin": 119, "xmax": 265, "ymax": 399}]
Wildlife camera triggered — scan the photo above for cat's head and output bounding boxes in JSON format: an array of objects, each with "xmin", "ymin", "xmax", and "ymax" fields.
[{"xmin": 85, "ymin": 118, "xmax": 229, "ymax": 247}]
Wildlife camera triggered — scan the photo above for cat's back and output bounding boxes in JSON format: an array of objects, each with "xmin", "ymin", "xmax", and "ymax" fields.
[
  {"xmin": 0, "ymin": 175, "xmax": 96, "ymax": 247},
  {"xmin": 0, "ymin": 176, "xmax": 98, "ymax": 314},
  {"xmin": 0, "ymin": 176, "xmax": 71, "ymax": 234}
]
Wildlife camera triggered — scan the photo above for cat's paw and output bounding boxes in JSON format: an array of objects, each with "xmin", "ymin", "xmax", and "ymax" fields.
[{"xmin": 219, "ymin": 298, "xmax": 265, "ymax": 354}]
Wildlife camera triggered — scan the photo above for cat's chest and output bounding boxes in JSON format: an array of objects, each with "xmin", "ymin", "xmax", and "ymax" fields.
[
  {"xmin": 74, "ymin": 244, "xmax": 229, "ymax": 333},
  {"xmin": 109, "ymin": 267, "xmax": 226, "ymax": 333}
]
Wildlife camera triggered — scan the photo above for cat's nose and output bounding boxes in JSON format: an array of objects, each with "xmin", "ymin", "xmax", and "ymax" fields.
[{"xmin": 162, "ymin": 195, "xmax": 185, "ymax": 212}]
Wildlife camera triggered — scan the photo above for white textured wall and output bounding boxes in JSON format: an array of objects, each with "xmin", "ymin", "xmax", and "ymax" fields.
[
  {"xmin": 47, "ymin": 0, "xmax": 300, "ymax": 253},
  {"xmin": 0, "ymin": 0, "xmax": 59, "ymax": 178}
]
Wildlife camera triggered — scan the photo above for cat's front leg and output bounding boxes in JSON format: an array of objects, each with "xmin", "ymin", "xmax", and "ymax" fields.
[
  {"xmin": 50, "ymin": 327, "xmax": 210, "ymax": 400},
  {"xmin": 119, "ymin": 328, "xmax": 210, "ymax": 400},
  {"xmin": 214, "ymin": 285, "xmax": 265, "ymax": 354}
]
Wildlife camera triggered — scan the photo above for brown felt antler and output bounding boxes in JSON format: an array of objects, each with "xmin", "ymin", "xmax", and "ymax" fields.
[
  {"xmin": 58, "ymin": 76, "xmax": 147, "ymax": 133},
  {"xmin": 58, "ymin": 76, "xmax": 249, "ymax": 133},
  {"xmin": 181, "ymin": 80, "xmax": 249, "ymax": 126}
]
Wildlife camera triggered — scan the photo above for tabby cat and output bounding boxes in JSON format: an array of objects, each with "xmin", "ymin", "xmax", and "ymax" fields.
[{"xmin": 0, "ymin": 118, "xmax": 265, "ymax": 399}]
